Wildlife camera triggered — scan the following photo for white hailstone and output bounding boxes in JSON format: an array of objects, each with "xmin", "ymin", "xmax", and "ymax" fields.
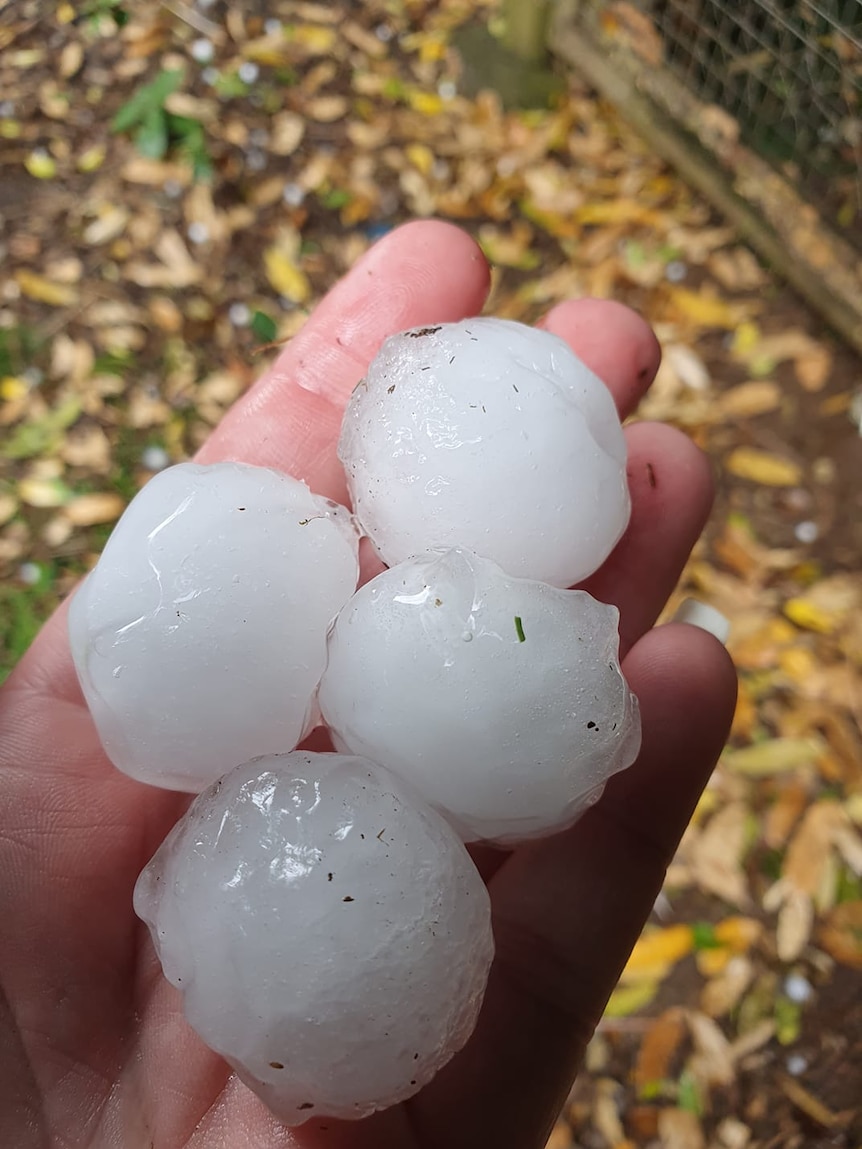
[
  {"xmin": 141, "ymin": 444, "xmax": 170, "ymax": 472},
  {"xmin": 238, "ymin": 61, "xmax": 259, "ymax": 85},
  {"xmin": 190, "ymin": 38, "xmax": 215, "ymax": 64},
  {"xmin": 228, "ymin": 301, "xmax": 251, "ymax": 327},
  {"xmin": 69, "ymin": 462, "xmax": 359, "ymax": 791},
  {"xmin": 134, "ymin": 752, "xmax": 494, "ymax": 1124},
  {"xmin": 338, "ymin": 318, "xmax": 630, "ymax": 588},
  {"xmin": 318, "ymin": 547, "xmax": 640, "ymax": 844}
]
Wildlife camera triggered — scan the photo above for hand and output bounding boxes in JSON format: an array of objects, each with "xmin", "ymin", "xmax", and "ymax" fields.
[{"xmin": 0, "ymin": 221, "xmax": 737, "ymax": 1149}]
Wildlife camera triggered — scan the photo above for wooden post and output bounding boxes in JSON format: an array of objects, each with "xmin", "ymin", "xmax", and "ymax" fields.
[{"xmin": 502, "ymin": 0, "xmax": 552, "ymax": 64}]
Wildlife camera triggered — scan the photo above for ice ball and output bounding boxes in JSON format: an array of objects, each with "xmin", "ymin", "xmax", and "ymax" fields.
[
  {"xmin": 69, "ymin": 463, "xmax": 359, "ymax": 791},
  {"xmin": 134, "ymin": 752, "xmax": 494, "ymax": 1123},
  {"xmin": 319, "ymin": 547, "xmax": 641, "ymax": 844},
  {"xmin": 338, "ymin": 317, "xmax": 630, "ymax": 588}
]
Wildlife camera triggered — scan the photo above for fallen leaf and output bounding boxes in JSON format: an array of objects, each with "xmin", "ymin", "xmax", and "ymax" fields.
[
  {"xmin": 264, "ymin": 244, "xmax": 311, "ymax": 304},
  {"xmin": 722, "ymin": 738, "xmax": 824, "ymax": 777},
  {"xmin": 634, "ymin": 1009, "xmax": 687, "ymax": 1095},
  {"xmin": 65, "ymin": 492, "xmax": 125, "ymax": 526},
  {"xmin": 14, "ymin": 270, "xmax": 79, "ymax": 307},
  {"xmin": 657, "ymin": 1107, "xmax": 705, "ymax": 1149},
  {"xmin": 818, "ymin": 900, "xmax": 862, "ymax": 968},
  {"xmin": 716, "ymin": 380, "xmax": 781, "ymax": 420},
  {"xmin": 725, "ymin": 447, "xmax": 803, "ymax": 487},
  {"xmin": 690, "ymin": 802, "xmax": 751, "ymax": 906},
  {"xmin": 668, "ymin": 287, "xmax": 742, "ymax": 329},
  {"xmin": 605, "ymin": 980, "xmax": 660, "ymax": 1017},
  {"xmin": 622, "ymin": 924, "xmax": 694, "ymax": 980}
]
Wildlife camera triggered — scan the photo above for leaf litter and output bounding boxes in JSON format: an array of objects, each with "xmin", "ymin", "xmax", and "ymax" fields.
[{"xmin": 0, "ymin": 0, "xmax": 860, "ymax": 1144}]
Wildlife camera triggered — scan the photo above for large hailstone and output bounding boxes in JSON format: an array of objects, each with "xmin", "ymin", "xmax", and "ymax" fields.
[
  {"xmin": 318, "ymin": 548, "xmax": 641, "ymax": 844},
  {"xmin": 134, "ymin": 752, "xmax": 494, "ymax": 1124},
  {"xmin": 69, "ymin": 462, "xmax": 359, "ymax": 791},
  {"xmin": 339, "ymin": 317, "xmax": 630, "ymax": 588}
]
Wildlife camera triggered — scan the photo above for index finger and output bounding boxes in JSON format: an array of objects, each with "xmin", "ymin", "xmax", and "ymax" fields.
[{"xmin": 197, "ymin": 220, "xmax": 492, "ymax": 501}]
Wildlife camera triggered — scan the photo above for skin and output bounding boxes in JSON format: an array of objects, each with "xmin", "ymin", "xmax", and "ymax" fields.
[{"xmin": 0, "ymin": 221, "xmax": 737, "ymax": 1149}]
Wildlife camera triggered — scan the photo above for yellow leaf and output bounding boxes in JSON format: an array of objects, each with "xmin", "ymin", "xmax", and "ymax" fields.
[
  {"xmin": 575, "ymin": 200, "xmax": 659, "ymax": 226},
  {"xmin": 263, "ymin": 246, "xmax": 311, "ymax": 304},
  {"xmin": 291, "ymin": 23, "xmax": 337, "ymax": 52},
  {"xmin": 714, "ymin": 916, "xmax": 762, "ymax": 952},
  {"xmin": 24, "ymin": 150, "xmax": 57, "ymax": 179},
  {"xmin": 18, "ymin": 478, "xmax": 70, "ymax": 509},
  {"xmin": 778, "ymin": 646, "xmax": 818, "ymax": 682},
  {"xmin": 783, "ymin": 577, "xmax": 860, "ymax": 634},
  {"xmin": 14, "ymin": 270, "xmax": 79, "ymax": 307},
  {"xmin": 723, "ymin": 737, "xmax": 824, "ymax": 777},
  {"xmin": 784, "ymin": 598, "xmax": 833, "ymax": 634},
  {"xmin": 1, "ymin": 376, "xmax": 28, "ymax": 401},
  {"xmin": 57, "ymin": 1, "xmax": 76, "ymax": 22},
  {"xmin": 731, "ymin": 321, "xmax": 761, "ymax": 356},
  {"xmin": 604, "ymin": 980, "xmax": 660, "ymax": 1018},
  {"xmin": 670, "ymin": 287, "xmax": 740, "ymax": 328},
  {"xmin": 725, "ymin": 447, "xmax": 802, "ymax": 487},
  {"xmin": 624, "ymin": 925, "xmax": 693, "ymax": 975},
  {"xmin": 405, "ymin": 143, "xmax": 435, "ymax": 176},
  {"xmin": 404, "ymin": 88, "xmax": 444, "ymax": 116},
  {"xmin": 0, "ymin": 119, "xmax": 22, "ymax": 139},
  {"xmin": 696, "ymin": 947, "xmax": 731, "ymax": 977},
  {"xmin": 77, "ymin": 147, "xmax": 104, "ymax": 175}
]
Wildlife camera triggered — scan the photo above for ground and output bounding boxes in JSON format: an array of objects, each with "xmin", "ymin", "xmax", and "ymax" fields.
[{"xmin": 0, "ymin": 2, "xmax": 860, "ymax": 1146}]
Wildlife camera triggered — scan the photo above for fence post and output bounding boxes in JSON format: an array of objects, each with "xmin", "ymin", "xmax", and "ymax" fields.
[{"xmin": 501, "ymin": 0, "xmax": 553, "ymax": 64}]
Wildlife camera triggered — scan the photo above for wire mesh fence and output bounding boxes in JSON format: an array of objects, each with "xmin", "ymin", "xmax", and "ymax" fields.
[{"xmin": 645, "ymin": 0, "xmax": 861, "ymax": 241}]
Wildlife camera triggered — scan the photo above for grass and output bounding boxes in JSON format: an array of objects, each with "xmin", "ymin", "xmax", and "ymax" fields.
[{"xmin": 0, "ymin": 566, "xmax": 61, "ymax": 684}]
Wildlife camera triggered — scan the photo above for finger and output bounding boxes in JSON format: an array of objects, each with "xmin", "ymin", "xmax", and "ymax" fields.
[
  {"xmin": 539, "ymin": 298, "xmax": 662, "ymax": 419},
  {"xmin": 198, "ymin": 220, "xmax": 491, "ymax": 501},
  {"xmin": 408, "ymin": 622, "xmax": 737, "ymax": 1148},
  {"xmin": 582, "ymin": 421, "xmax": 715, "ymax": 654}
]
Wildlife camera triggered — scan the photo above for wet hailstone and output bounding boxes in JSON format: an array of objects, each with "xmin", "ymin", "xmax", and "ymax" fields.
[
  {"xmin": 68, "ymin": 462, "xmax": 359, "ymax": 791},
  {"xmin": 319, "ymin": 547, "xmax": 641, "ymax": 844},
  {"xmin": 339, "ymin": 317, "xmax": 631, "ymax": 588},
  {"xmin": 134, "ymin": 752, "xmax": 494, "ymax": 1124}
]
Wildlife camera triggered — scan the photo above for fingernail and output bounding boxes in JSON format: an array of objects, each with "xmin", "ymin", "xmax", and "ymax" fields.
[{"xmin": 672, "ymin": 598, "xmax": 730, "ymax": 645}]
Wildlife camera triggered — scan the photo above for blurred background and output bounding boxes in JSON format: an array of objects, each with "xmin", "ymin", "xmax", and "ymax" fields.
[{"xmin": 0, "ymin": 1, "xmax": 860, "ymax": 1144}]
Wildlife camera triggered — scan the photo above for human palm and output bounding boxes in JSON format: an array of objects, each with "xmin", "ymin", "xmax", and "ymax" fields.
[{"xmin": 0, "ymin": 222, "xmax": 736, "ymax": 1149}]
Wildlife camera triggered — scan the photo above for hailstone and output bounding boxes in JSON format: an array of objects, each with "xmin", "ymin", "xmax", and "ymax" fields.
[
  {"xmin": 318, "ymin": 547, "xmax": 641, "ymax": 844},
  {"xmin": 68, "ymin": 462, "xmax": 359, "ymax": 791},
  {"xmin": 134, "ymin": 752, "xmax": 494, "ymax": 1124},
  {"xmin": 338, "ymin": 317, "xmax": 630, "ymax": 588}
]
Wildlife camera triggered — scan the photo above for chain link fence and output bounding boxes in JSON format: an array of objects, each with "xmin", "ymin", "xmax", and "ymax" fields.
[
  {"xmin": 553, "ymin": 0, "xmax": 862, "ymax": 352},
  {"xmin": 649, "ymin": 0, "xmax": 861, "ymax": 244}
]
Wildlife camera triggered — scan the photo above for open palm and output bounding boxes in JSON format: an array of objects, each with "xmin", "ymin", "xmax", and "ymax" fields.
[{"xmin": 0, "ymin": 222, "xmax": 736, "ymax": 1149}]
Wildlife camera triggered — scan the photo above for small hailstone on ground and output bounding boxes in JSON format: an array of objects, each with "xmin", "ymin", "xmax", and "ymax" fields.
[
  {"xmin": 338, "ymin": 317, "xmax": 630, "ymax": 588},
  {"xmin": 69, "ymin": 462, "xmax": 359, "ymax": 791},
  {"xmin": 318, "ymin": 547, "xmax": 641, "ymax": 844},
  {"xmin": 190, "ymin": 38, "xmax": 214, "ymax": 64},
  {"xmin": 134, "ymin": 752, "xmax": 494, "ymax": 1124},
  {"xmin": 228, "ymin": 301, "xmax": 251, "ymax": 327},
  {"xmin": 141, "ymin": 444, "xmax": 170, "ymax": 472}
]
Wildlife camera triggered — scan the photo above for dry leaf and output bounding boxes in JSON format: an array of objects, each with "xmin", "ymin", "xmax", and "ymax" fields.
[
  {"xmin": 818, "ymin": 900, "xmax": 862, "ymax": 968},
  {"xmin": 722, "ymin": 737, "xmax": 824, "ymax": 777},
  {"xmin": 725, "ymin": 447, "xmax": 803, "ymax": 487},
  {"xmin": 657, "ymin": 1107, "xmax": 706, "ymax": 1149},
  {"xmin": 264, "ymin": 242, "xmax": 311, "ymax": 304},
  {"xmin": 634, "ymin": 1009, "xmax": 687, "ymax": 1093},
  {"xmin": 65, "ymin": 492, "xmax": 125, "ymax": 526},
  {"xmin": 717, "ymin": 380, "xmax": 781, "ymax": 420},
  {"xmin": 622, "ymin": 924, "xmax": 694, "ymax": 980},
  {"xmin": 690, "ymin": 802, "xmax": 751, "ymax": 906},
  {"xmin": 14, "ymin": 270, "xmax": 79, "ymax": 307}
]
